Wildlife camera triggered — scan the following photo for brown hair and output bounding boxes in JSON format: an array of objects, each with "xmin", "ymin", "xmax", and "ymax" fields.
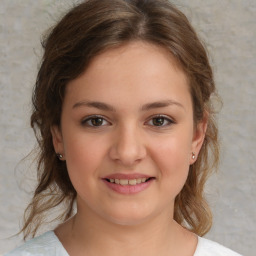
[{"xmin": 22, "ymin": 0, "xmax": 219, "ymax": 239}]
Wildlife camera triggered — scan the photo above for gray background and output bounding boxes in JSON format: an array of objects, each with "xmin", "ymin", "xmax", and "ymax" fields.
[{"xmin": 0, "ymin": 0, "xmax": 255, "ymax": 255}]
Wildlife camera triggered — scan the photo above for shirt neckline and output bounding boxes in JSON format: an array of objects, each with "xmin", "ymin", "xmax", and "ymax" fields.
[{"xmin": 50, "ymin": 230, "xmax": 202, "ymax": 256}]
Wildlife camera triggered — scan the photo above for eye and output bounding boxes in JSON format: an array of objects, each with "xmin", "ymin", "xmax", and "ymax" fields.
[
  {"xmin": 146, "ymin": 115, "xmax": 175, "ymax": 127},
  {"xmin": 81, "ymin": 115, "xmax": 110, "ymax": 127}
]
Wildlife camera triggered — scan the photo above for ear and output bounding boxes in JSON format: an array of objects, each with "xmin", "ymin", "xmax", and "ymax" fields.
[
  {"xmin": 190, "ymin": 112, "xmax": 208, "ymax": 164},
  {"xmin": 51, "ymin": 125, "xmax": 65, "ymax": 159}
]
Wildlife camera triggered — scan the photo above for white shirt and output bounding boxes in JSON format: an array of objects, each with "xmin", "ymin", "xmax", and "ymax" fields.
[{"xmin": 4, "ymin": 231, "xmax": 242, "ymax": 256}]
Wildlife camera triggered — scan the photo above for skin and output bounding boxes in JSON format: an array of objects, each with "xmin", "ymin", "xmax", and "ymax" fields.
[{"xmin": 51, "ymin": 41, "xmax": 207, "ymax": 256}]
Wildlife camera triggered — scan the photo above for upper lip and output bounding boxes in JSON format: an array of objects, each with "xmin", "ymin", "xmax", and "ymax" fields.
[{"xmin": 103, "ymin": 173, "xmax": 153, "ymax": 180}]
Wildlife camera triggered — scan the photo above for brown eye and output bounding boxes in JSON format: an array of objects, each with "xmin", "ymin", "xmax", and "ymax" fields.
[
  {"xmin": 91, "ymin": 117, "xmax": 104, "ymax": 126},
  {"xmin": 152, "ymin": 117, "xmax": 165, "ymax": 126},
  {"xmin": 147, "ymin": 115, "xmax": 174, "ymax": 127},
  {"xmin": 81, "ymin": 116, "xmax": 110, "ymax": 127}
]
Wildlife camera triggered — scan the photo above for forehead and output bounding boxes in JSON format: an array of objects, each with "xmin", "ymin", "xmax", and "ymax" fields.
[
  {"xmin": 85, "ymin": 41, "xmax": 185, "ymax": 79},
  {"xmin": 64, "ymin": 41, "xmax": 191, "ymax": 111}
]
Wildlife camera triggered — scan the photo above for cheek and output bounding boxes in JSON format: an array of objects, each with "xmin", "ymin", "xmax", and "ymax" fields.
[
  {"xmin": 156, "ymin": 141, "xmax": 190, "ymax": 175},
  {"xmin": 62, "ymin": 134, "xmax": 108, "ymax": 186},
  {"xmin": 150, "ymin": 134, "xmax": 192, "ymax": 192}
]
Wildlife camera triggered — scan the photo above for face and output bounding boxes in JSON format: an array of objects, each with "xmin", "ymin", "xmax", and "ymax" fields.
[{"xmin": 52, "ymin": 41, "xmax": 206, "ymax": 226}]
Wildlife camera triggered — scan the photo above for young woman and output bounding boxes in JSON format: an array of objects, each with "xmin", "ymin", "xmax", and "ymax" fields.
[{"xmin": 5, "ymin": 0, "xmax": 242, "ymax": 255}]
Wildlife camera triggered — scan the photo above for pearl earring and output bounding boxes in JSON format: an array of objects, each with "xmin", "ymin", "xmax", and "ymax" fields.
[
  {"xmin": 56, "ymin": 153, "xmax": 63, "ymax": 159},
  {"xmin": 192, "ymin": 152, "xmax": 196, "ymax": 160}
]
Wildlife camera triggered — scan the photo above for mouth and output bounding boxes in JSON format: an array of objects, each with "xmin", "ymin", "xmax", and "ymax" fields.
[
  {"xmin": 102, "ymin": 174, "xmax": 155, "ymax": 194},
  {"xmin": 104, "ymin": 177, "xmax": 155, "ymax": 186}
]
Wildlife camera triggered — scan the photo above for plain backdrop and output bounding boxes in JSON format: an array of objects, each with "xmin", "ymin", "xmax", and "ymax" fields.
[{"xmin": 0, "ymin": 0, "xmax": 255, "ymax": 255}]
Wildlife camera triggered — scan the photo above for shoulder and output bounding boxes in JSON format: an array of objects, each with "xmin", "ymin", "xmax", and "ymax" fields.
[
  {"xmin": 194, "ymin": 237, "xmax": 243, "ymax": 256},
  {"xmin": 4, "ymin": 231, "xmax": 69, "ymax": 256}
]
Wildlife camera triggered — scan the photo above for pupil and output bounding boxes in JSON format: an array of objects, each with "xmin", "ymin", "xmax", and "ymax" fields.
[
  {"xmin": 153, "ymin": 117, "xmax": 164, "ymax": 126},
  {"xmin": 92, "ymin": 118, "xmax": 103, "ymax": 126}
]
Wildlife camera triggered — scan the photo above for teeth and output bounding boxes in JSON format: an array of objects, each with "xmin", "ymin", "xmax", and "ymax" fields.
[
  {"xmin": 136, "ymin": 178, "xmax": 142, "ymax": 184},
  {"xmin": 120, "ymin": 179, "xmax": 128, "ymax": 185},
  {"xmin": 108, "ymin": 178, "xmax": 150, "ymax": 185},
  {"xmin": 128, "ymin": 179, "xmax": 136, "ymax": 185}
]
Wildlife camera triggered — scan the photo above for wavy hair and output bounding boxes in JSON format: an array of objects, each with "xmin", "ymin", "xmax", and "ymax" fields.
[{"xmin": 21, "ymin": 0, "xmax": 219, "ymax": 239}]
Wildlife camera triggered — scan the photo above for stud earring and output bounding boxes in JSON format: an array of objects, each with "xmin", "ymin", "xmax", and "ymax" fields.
[
  {"xmin": 192, "ymin": 152, "xmax": 196, "ymax": 160},
  {"xmin": 56, "ymin": 153, "xmax": 63, "ymax": 160}
]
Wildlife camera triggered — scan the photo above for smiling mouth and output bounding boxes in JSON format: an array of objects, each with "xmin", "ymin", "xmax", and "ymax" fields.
[{"xmin": 104, "ymin": 177, "xmax": 155, "ymax": 186}]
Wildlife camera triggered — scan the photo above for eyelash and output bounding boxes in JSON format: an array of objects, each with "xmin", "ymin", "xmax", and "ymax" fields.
[
  {"xmin": 81, "ymin": 115, "xmax": 111, "ymax": 127},
  {"xmin": 81, "ymin": 115, "xmax": 175, "ymax": 128},
  {"xmin": 146, "ymin": 115, "xmax": 175, "ymax": 127}
]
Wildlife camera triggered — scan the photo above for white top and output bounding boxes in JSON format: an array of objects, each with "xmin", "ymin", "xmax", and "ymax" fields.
[{"xmin": 4, "ymin": 231, "xmax": 242, "ymax": 256}]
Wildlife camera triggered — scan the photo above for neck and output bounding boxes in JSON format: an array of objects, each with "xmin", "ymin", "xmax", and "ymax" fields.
[{"xmin": 55, "ymin": 201, "xmax": 197, "ymax": 256}]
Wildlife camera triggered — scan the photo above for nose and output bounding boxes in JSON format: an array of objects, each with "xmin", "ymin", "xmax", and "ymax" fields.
[{"xmin": 109, "ymin": 124, "xmax": 146, "ymax": 167}]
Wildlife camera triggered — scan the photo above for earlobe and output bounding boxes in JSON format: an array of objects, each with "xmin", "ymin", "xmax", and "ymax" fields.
[
  {"xmin": 190, "ymin": 113, "xmax": 208, "ymax": 163},
  {"xmin": 51, "ymin": 125, "xmax": 65, "ymax": 158}
]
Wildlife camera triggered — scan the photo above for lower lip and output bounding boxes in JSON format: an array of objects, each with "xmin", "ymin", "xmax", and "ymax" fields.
[{"xmin": 102, "ymin": 179, "xmax": 154, "ymax": 194}]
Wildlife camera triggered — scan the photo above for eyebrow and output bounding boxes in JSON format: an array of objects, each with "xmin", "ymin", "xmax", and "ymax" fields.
[
  {"xmin": 73, "ymin": 101, "xmax": 115, "ymax": 111},
  {"xmin": 72, "ymin": 99, "xmax": 184, "ymax": 111},
  {"xmin": 141, "ymin": 100, "xmax": 184, "ymax": 111}
]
